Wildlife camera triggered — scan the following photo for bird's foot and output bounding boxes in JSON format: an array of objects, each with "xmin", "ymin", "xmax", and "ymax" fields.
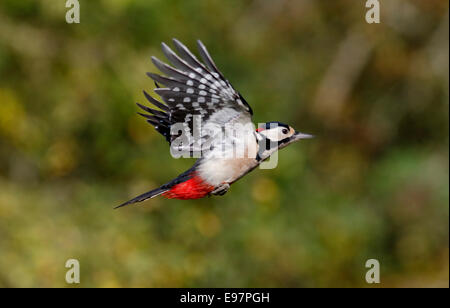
[{"xmin": 210, "ymin": 183, "xmax": 230, "ymax": 196}]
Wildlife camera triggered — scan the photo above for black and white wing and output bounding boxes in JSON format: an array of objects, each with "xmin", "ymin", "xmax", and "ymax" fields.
[{"xmin": 137, "ymin": 39, "xmax": 254, "ymax": 154}]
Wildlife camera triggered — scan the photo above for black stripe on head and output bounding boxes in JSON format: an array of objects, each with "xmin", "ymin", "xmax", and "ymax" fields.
[
  {"xmin": 264, "ymin": 121, "xmax": 289, "ymax": 130},
  {"xmin": 258, "ymin": 121, "xmax": 292, "ymax": 149}
]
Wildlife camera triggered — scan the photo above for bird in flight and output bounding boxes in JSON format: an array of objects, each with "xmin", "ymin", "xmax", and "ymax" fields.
[{"xmin": 117, "ymin": 39, "xmax": 312, "ymax": 208}]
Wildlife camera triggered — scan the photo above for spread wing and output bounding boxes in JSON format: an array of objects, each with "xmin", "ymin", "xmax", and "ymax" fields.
[{"xmin": 137, "ymin": 39, "xmax": 254, "ymax": 155}]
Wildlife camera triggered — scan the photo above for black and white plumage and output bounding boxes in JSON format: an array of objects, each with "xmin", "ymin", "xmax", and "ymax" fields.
[
  {"xmin": 117, "ymin": 39, "xmax": 312, "ymax": 208},
  {"xmin": 140, "ymin": 39, "xmax": 253, "ymax": 153}
]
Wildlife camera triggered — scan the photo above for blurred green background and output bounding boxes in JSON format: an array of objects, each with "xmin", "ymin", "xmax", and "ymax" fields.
[{"xmin": 0, "ymin": 0, "xmax": 448, "ymax": 288}]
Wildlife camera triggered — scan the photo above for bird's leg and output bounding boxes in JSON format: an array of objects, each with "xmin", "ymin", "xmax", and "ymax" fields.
[{"xmin": 210, "ymin": 183, "xmax": 230, "ymax": 196}]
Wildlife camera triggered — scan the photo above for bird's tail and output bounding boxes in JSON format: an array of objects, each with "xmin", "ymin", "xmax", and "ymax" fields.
[
  {"xmin": 115, "ymin": 162, "xmax": 200, "ymax": 209},
  {"xmin": 114, "ymin": 186, "xmax": 169, "ymax": 209}
]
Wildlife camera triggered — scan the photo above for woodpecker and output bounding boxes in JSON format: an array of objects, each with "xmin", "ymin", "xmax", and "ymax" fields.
[{"xmin": 117, "ymin": 39, "xmax": 312, "ymax": 208}]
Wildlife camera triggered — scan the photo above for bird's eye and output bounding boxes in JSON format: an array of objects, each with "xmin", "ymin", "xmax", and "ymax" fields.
[{"xmin": 282, "ymin": 128, "xmax": 289, "ymax": 135}]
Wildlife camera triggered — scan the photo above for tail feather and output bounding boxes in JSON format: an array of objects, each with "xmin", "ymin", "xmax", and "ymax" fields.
[
  {"xmin": 115, "ymin": 162, "xmax": 201, "ymax": 209},
  {"xmin": 114, "ymin": 186, "xmax": 169, "ymax": 209}
]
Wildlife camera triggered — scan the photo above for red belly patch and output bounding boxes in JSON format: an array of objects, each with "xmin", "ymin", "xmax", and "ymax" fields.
[{"xmin": 162, "ymin": 175, "xmax": 215, "ymax": 200}]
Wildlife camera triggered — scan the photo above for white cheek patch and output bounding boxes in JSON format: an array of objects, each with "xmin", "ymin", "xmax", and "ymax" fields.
[{"xmin": 259, "ymin": 127, "xmax": 291, "ymax": 141}]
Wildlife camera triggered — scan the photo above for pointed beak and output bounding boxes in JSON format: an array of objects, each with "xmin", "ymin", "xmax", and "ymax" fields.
[
  {"xmin": 279, "ymin": 131, "xmax": 314, "ymax": 149},
  {"xmin": 292, "ymin": 131, "xmax": 314, "ymax": 141}
]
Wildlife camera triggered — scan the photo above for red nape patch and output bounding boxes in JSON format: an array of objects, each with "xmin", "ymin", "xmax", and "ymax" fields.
[
  {"xmin": 162, "ymin": 175, "xmax": 215, "ymax": 200},
  {"xmin": 256, "ymin": 128, "xmax": 264, "ymax": 132}
]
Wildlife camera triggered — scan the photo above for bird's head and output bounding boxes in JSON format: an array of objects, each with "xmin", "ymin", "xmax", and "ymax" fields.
[{"xmin": 257, "ymin": 121, "xmax": 313, "ymax": 153}]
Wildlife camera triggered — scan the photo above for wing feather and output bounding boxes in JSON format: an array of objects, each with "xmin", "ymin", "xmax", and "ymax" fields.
[
  {"xmin": 172, "ymin": 39, "xmax": 210, "ymax": 73},
  {"xmin": 196, "ymin": 40, "xmax": 226, "ymax": 80},
  {"xmin": 138, "ymin": 39, "xmax": 254, "ymax": 154}
]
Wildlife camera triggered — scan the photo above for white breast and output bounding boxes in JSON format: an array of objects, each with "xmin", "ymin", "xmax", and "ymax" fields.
[
  {"xmin": 198, "ymin": 156, "xmax": 258, "ymax": 187},
  {"xmin": 197, "ymin": 129, "xmax": 259, "ymax": 187}
]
